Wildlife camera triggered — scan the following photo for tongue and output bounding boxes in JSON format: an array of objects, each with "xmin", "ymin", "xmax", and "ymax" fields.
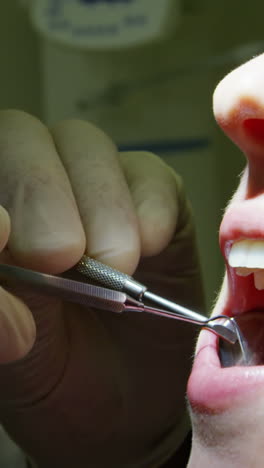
[{"xmin": 219, "ymin": 311, "xmax": 264, "ymax": 367}]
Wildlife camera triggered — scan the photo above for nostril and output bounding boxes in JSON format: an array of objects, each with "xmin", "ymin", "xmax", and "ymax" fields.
[{"xmin": 243, "ymin": 118, "xmax": 264, "ymax": 144}]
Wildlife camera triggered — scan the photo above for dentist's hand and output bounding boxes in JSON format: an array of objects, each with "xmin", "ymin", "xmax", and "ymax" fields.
[{"xmin": 0, "ymin": 110, "xmax": 204, "ymax": 468}]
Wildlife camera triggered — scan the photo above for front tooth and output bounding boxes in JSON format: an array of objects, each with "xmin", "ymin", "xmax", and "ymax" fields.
[
  {"xmin": 229, "ymin": 240, "xmax": 264, "ymax": 290},
  {"xmin": 229, "ymin": 239, "xmax": 264, "ymax": 268},
  {"xmin": 235, "ymin": 267, "xmax": 264, "ymax": 290},
  {"xmin": 235, "ymin": 267, "xmax": 253, "ymax": 276},
  {"xmin": 254, "ymin": 270, "xmax": 264, "ymax": 290}
]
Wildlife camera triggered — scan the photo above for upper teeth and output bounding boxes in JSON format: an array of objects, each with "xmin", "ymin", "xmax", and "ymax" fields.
[{"xmin": 228, "ymin": 240, "xmax": 264, "ymax": 290}]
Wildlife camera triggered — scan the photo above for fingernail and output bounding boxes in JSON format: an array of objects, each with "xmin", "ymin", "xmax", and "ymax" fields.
[{"xmin": 0, "ymin": 288, "xmax": 36, "ymax": 364}]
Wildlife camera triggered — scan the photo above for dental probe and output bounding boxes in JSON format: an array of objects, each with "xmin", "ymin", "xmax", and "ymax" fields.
[
  {"xmin": 76, "ymin": 256, "xmax": 201, "ymax": 311},
  {"xmin": 0, "ymin": 262, "xmax": 238, "ymax": 344}
]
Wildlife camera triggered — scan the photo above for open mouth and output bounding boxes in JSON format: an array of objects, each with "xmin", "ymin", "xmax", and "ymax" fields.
[{"xmin": 187, "ymin": 203, "xmax": 264, "ymax": 411}]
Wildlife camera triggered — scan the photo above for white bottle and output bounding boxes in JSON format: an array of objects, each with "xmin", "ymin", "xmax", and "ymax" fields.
[{"xmin": 30, "ymin": 0, "xmax": 181, "ymax": 49}]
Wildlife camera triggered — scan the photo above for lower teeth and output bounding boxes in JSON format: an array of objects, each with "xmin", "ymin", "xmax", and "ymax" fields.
[{"xmin": 219, "ymin": 311, "xmax": 264, "ymax": 368}]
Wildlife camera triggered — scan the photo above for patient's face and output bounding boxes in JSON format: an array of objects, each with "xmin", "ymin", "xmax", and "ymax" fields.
[{"xmin": 187, "ymin": 53, "xmax": 264, "ymax": 467}]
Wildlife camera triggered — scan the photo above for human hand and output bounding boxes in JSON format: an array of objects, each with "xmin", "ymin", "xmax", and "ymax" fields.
[
  {"xmin": 0, "ymin": 111, "xmax": 204, "ymax": 468},
  {"xmin": 188, "ymin": 54, "xmax": 264, "ymax": 467}
]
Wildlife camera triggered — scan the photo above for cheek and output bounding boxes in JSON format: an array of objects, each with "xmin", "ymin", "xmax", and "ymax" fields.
[{"xmin": 188, "ymin": 396, "xmax": 264, "ymax": 467}]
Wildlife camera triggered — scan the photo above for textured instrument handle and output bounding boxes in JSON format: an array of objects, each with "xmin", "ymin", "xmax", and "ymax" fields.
[
  {"xmin": 76, "ymin": 256, "xmax": 146, "ymax": 299},
  {"xmin": 76, "ymin": 256, "xmax": 130, "ymax": 290}
]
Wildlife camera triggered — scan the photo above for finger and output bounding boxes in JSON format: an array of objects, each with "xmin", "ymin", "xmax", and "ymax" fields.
[
  {"xmin": 0, "ymin": 110, "xmax": 86, "ymax": 273},
  {"xmin": 51, "ymin": 120, "xmax": 140, "ymax": 275},
  {"xmin": 119, "ymin": 152, "xmax": 179, "ymax": 256}
]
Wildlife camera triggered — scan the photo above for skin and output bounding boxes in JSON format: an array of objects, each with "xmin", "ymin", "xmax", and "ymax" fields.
[
  {"xmin": 0, "ymin": 110, "xmax": 204, "ymax": 467},
  {"xmin": 188, "ymin": 53, "xmax": 264, "ymax": 467}
]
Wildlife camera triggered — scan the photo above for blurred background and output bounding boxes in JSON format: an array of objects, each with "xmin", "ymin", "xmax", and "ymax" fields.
[{"xmin": 1, "ymin": 1, "xmax": 262, "ymax": 309}]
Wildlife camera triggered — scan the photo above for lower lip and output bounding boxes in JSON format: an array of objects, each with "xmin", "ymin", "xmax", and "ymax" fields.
[{"xmin": 187, "ymin": 326, "xmax": 264, "ymax": 413}]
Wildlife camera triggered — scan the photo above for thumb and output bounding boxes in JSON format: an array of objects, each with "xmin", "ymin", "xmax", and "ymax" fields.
[
  {"xmin": 0, "ymin": 205, "xmax": 35, "ymax": 362},
  {"xmin": 0, "ymin": 287, "xmax": 35, "ymax": 363},
  {"xmin": 0, "ymin": 293, "xmax": 68, "ymax": 411}
]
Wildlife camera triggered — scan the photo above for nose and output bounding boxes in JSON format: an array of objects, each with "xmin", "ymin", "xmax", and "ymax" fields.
[
  {"xmin": 213, "ymin": 53, "xmax": 264, "ymax": 198},
  {"xmin": 212, "ymin": 53, "xmax": 264, "ymax": 255}
]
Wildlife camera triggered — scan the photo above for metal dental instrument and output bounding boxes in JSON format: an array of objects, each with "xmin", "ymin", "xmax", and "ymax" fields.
[
  {"xmin": 75, "ymin": 256, "xmax": 241, "ymax": 344},
  {"xmin": 219, "ymin": 317, "xmax": 252, "ymax": 366},
  {"xmin": 0, "ymin": 260, "xmax": 240, "ymax": 346}
]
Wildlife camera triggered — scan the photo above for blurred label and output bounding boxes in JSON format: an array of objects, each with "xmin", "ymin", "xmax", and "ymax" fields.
[{"xmin": 31, "ymin": 0, "xmax": 180, "ymax": 49}]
